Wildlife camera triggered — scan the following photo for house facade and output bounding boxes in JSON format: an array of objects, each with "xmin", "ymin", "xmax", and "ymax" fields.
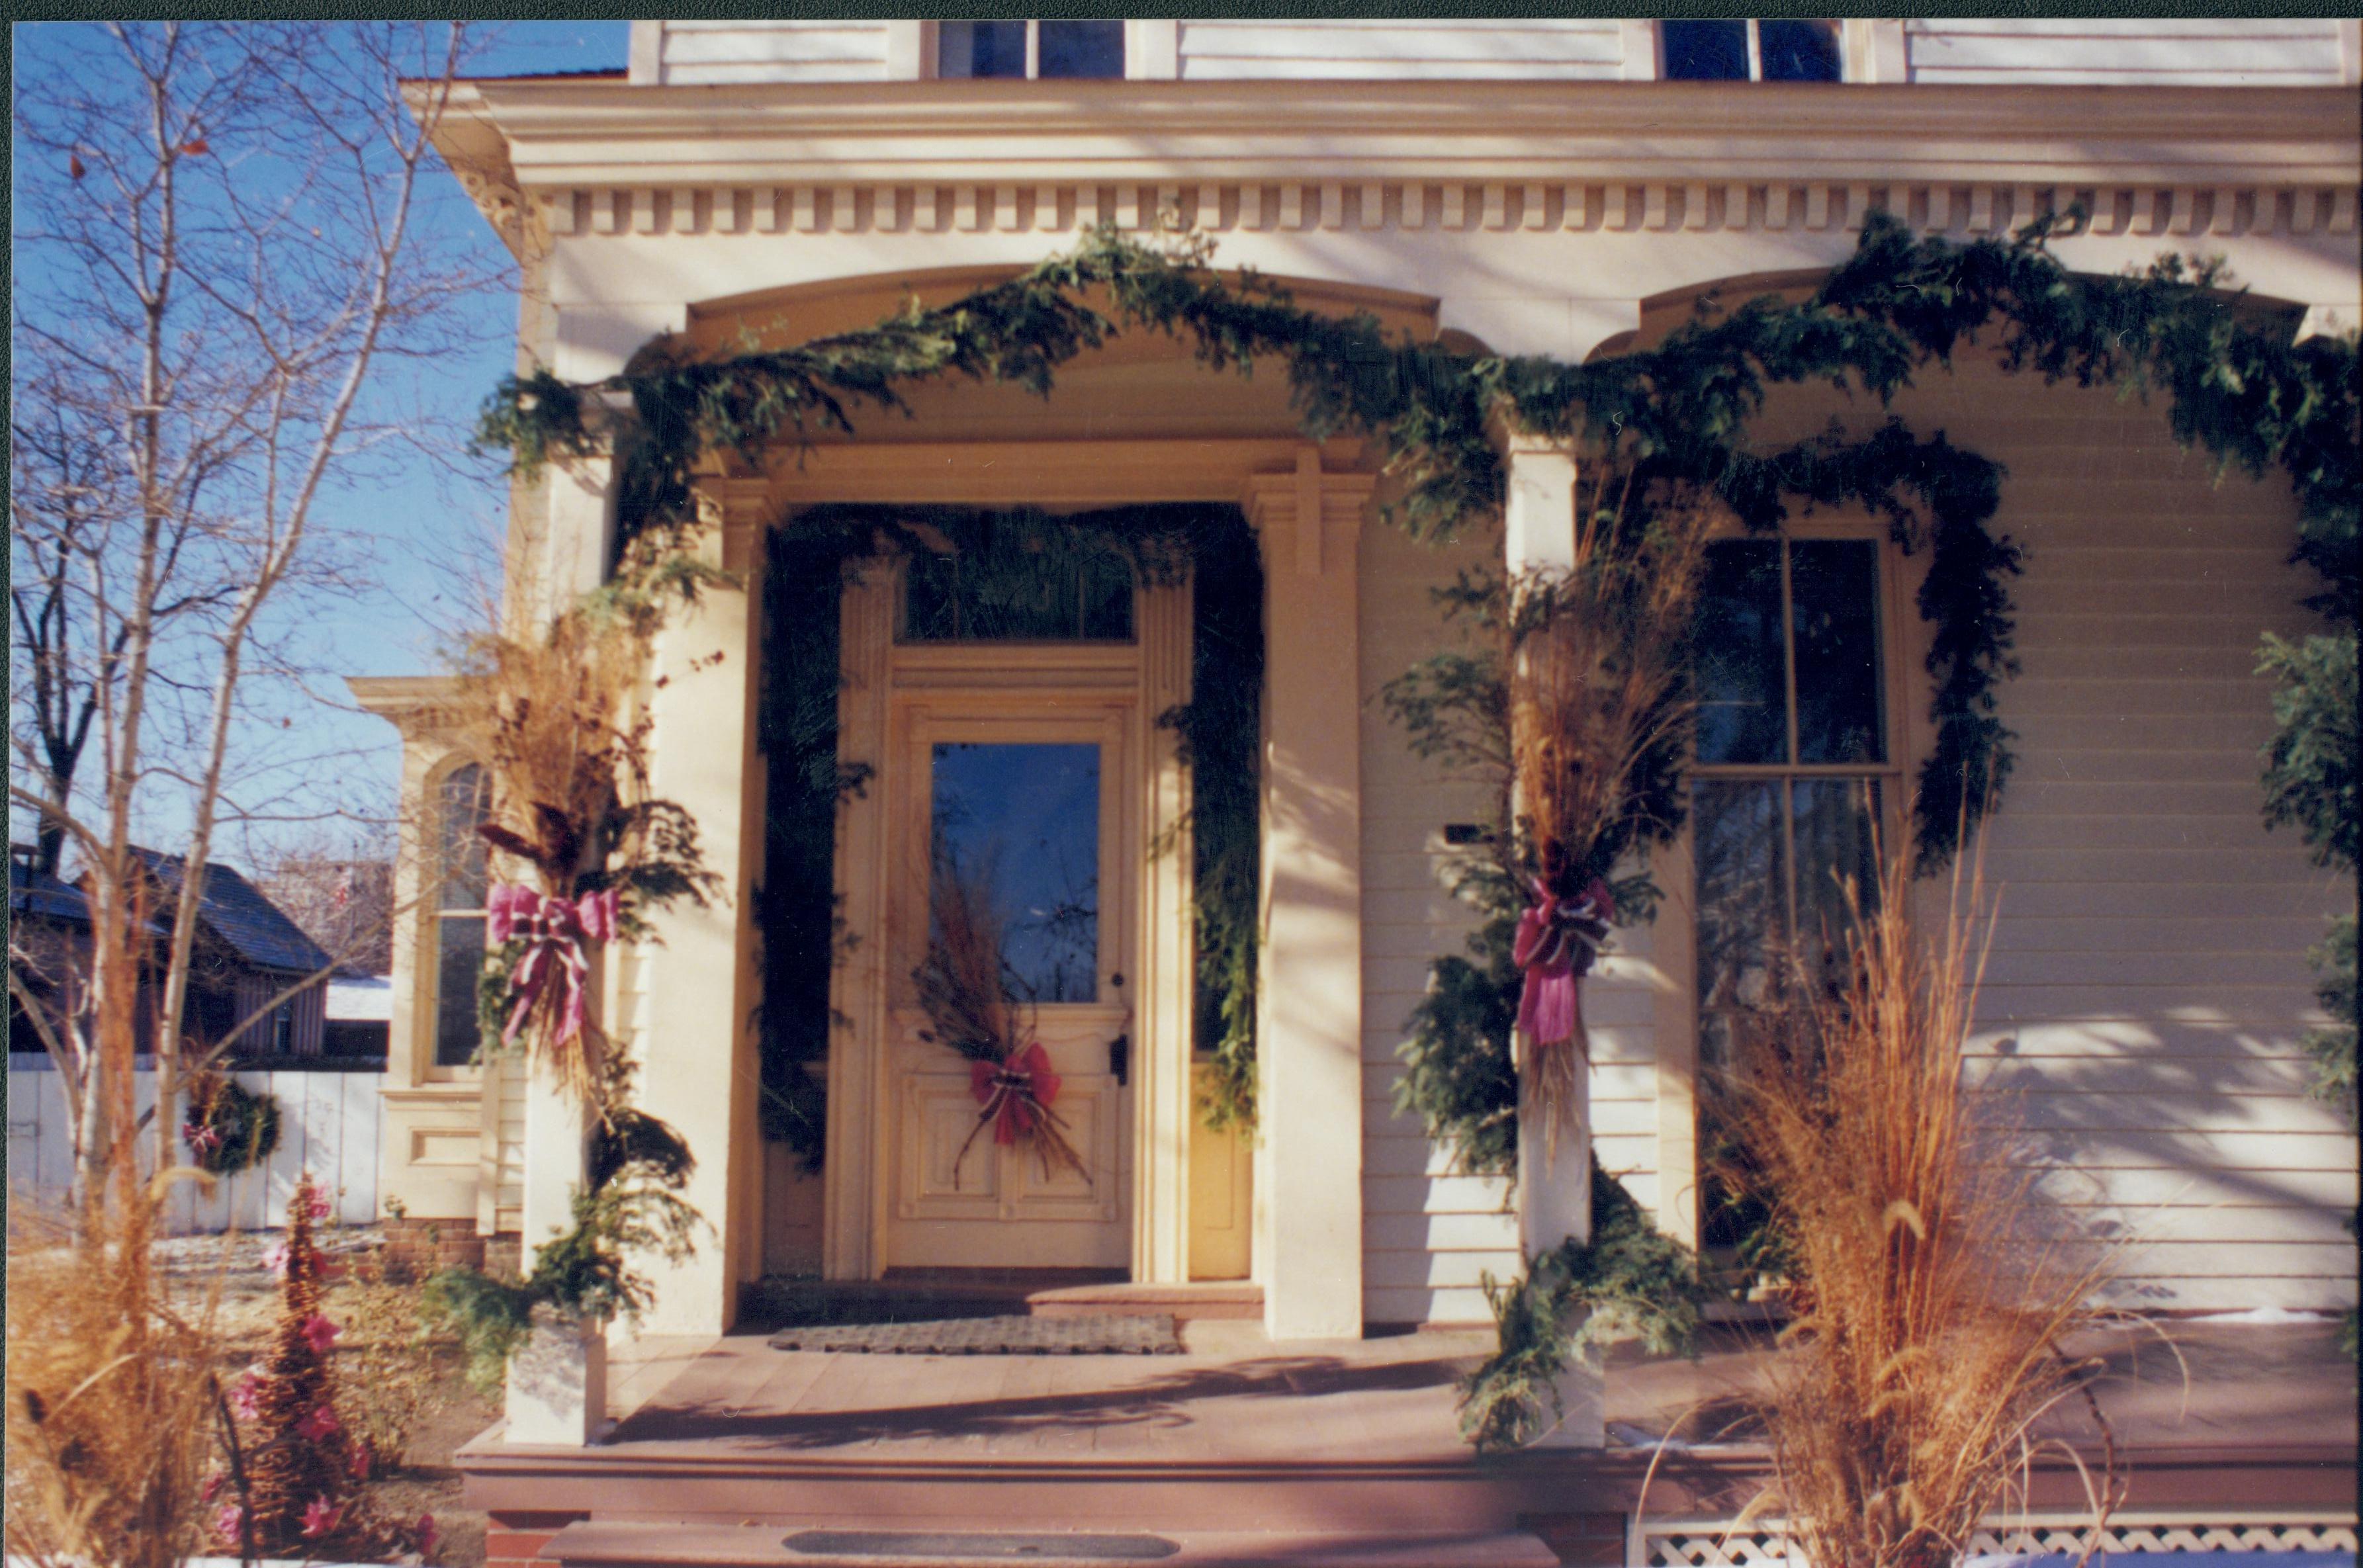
[{"xmin": 369, "ymin": 17, "xmax": 2362, "ymax": 1346}]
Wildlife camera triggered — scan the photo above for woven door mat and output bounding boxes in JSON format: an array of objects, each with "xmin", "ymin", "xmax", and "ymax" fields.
[{"xmin": 768, "ymin": 1313, "xmax": 1182, "ymax": 1356}]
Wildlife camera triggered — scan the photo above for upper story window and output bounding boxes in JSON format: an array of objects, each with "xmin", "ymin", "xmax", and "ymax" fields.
[
  {"xmin": 938, "ymin": 19, "xmax": 1125, "ymax": 80},
  {"xmin": 431, "ymin": 763, "xmax": 492, "ymax": 1070},
  {"xmin": 1664, "ymin": 19, "xmax": 1842, "ymax": 82}
]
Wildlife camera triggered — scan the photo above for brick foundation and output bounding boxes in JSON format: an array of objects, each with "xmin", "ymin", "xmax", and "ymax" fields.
[
  {"xmin": 378, "ymin": 1217, "xmax": 533, "ymax": 1280},
  {"xmin": 486, "ymin": 1510, "xmax": 586, "ymax": 1568},
  {"xmin": 484, "ymin": 1232, "xmax": 523, "ymax": 1278}
]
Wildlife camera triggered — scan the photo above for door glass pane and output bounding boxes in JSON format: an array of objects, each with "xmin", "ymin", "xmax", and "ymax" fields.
[
  {"xmin": 940, "ymin": 19, "xmax": 1026, "ymax": 78},
  {"xmin": 931, "ymin": 742, "xmax": 1100, "ymax": 1003},
  {"xmin": 1693, "ymin": 779, "xmax": 1786, "ymax": 1039},
  {"xmin": 1791, "ymin": 777, "xmax": 1881, "ymax": 986},
  {"xmin": 1664, "ymin": 19, "xmax": 1749, "ymax": 80},
  {"xmin": 1038, "ymin": 19, "xmax": 1124, "ymax": 78},
  {"xmin": 1789, "ymin": 540, "xmax": 1885, "ymax": 764},
  {"xmin": 1695, "ymin": 541, "xmax": 1787, "ymax": 765},
  {"xmin": 434, "ymin": 914, "xmax": 486, "ymax": 1067},
  {"xmin": 1758, "ymin": 19, "xmax": 1842, "ymax": 81}
]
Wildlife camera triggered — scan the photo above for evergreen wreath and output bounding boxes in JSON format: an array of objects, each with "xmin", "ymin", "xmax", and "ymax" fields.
[{"xmin": 180, "ymin": 1070, "xmax": 281, "ymax": 1176}]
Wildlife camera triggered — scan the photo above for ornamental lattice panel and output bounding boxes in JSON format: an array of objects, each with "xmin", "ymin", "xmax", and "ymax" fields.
[{"xmin": 1641, "ymin": 1516, "xmax": 2360, "ymax": 1567}]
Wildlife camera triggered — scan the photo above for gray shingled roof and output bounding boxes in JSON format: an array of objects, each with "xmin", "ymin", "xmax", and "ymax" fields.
[{"xmin": 124, "ymin": 848, "xmax": 334, "ymax": 975}]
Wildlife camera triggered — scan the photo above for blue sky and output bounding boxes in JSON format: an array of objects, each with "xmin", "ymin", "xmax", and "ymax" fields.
[{"xmin": 11, "ymin": 22, "xmax": 630, "ymax": 873}]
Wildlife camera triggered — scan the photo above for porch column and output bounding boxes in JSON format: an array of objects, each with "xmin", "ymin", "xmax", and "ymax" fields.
[
  {"xmin": 1243, "ymin": 448, "xmax": 1374, "ymax": 1341},
  {"xmin": 1503, "ymin": 430, "xmax": 1604, "ymax": 1448},
  {"xmin": 629, "ymin": 492, "xmax": 768, "ymax": 1336}
]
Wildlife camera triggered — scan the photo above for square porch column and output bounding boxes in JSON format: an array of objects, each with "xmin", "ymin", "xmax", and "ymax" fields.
[
  {"xmin": 1503, "ymin": 430, "xmax": 1603, "ymax": 1447},
  {"xmin": 626, "ymin": 495, "xmax": 768, "ymax": 1336},
  {"xmin": 1243, "ymin": 449, "xmax": 1374, "ymax": 1341}
]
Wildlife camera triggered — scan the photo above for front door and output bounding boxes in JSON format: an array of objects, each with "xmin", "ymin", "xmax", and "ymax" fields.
[{"xmin": 881, "ymin": 699, "xmax": 1135, "ymax": 1270}]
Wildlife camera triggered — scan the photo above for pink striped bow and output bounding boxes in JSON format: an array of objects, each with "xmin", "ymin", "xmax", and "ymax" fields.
[
  {"xmin": 487, "ymin": 883, "xmax": 619, "ymax": 1049},
  {"xmin": 1512, "ymin": 875, "xmax": 1615, "ymax": 1051}
]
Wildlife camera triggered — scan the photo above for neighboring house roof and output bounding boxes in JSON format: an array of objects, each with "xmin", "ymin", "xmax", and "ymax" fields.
[
  {"xmin": 326, "ymin": 975, "xmax": 394, "ymax": 1022},
  {"xmin": 124, "ymin": 848, "xmax": 335, "ymax": 976},
  {"xmin": 9, "ymin": 857, "xmax": 93, "ymax": 926}
]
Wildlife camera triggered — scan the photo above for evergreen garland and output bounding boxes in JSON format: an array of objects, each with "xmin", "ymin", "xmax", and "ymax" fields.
[{"xmin": 1458, "ymin": 1157, "xmax": 1708, "ymax": 1454}]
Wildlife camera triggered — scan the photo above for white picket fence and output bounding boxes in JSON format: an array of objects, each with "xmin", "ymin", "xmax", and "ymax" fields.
[{"xmin": 5, "ymin": 1059, "xmax": 382, "ymax": 1233}]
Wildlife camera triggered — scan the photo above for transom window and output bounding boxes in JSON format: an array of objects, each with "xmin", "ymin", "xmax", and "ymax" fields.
[
  {"xmin": 1664, "ymin": 19, "xmax": 1842, "ymax": 83},
  {"xmin": 1691, "ymin": 537, "xmax": 1895, "ymax": 1069},
  {"xmin": 431, "ymin": 763, "xmax": 491, "ymax": 1068},
  {"xmin": 937, "ymin": 20, "xmax": 1124, "ymax": 80},
  {"xmin": 899, "ymin": 550, "xmax": 1135, "ymax": 644}
]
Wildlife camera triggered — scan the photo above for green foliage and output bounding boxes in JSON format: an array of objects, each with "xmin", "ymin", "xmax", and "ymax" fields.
[
  {"xmin": 2258, "ymin": 632, "xmax": 2360, "ymax": 873},
  {"xmin": 2303, "ymin": 914, "xmax": 2358, "ymax": 1122},
  {"xmin": 1458, "ymin": 1162, "xmax": 1708, "ymax": 1453}
]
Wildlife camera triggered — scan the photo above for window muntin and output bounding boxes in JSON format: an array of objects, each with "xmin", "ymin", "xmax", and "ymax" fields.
[
  {"xmin": 431, "ymin": 763, "xmax": 491, "ymax": 1069},
  {"xmin": 928, "ymin": 742, "xmax": 1102, "ymax": 1004},
  {"xmin": 899, "ymin": 550, "xmax": 1135, "ymax": 644},
  {"xmin": 938, "ymin": 19, "xmax": 1124, "ymax": 80},
  {"xmin": 1692, "ymin": 536, "xmax": 1892, "ymax": 1057},
  {"xmin": 1664, "ymin": 19, "xmax": 1842, "ymax": 83}
]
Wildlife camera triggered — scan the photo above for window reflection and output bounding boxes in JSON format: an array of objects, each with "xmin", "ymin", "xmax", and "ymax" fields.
[
  {"xmin": 433, "ymin": 763, "xmax": 491, "ymax": 1068},
  {"xmin": 931, "ymin": 742, "xmax": 1100, "ymax": 1003}
]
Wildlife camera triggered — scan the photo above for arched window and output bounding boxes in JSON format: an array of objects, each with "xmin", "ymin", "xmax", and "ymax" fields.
[{"xmin": 431, "ymin": 763, "xmax": 492, "ymax": 1068}]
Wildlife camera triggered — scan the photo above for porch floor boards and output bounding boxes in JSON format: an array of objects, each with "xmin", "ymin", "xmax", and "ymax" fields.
[{"xmin": 461, "ymin": 1318, "xmax": 2359, "ymax": 1526}]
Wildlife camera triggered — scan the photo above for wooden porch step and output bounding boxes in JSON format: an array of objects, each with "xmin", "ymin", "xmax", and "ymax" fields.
[
  {"xmin": 545, "ymin": 1522, "xmax": 1559, "ymax": 1568},
  {"xmin": 744, "ymin": 1274, "xmax": 1263, "ymax": 1327}
]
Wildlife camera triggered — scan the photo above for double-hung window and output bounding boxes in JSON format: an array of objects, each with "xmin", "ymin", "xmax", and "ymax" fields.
[
  {"xmin": 430, "ymin": 763, "xmax": 492, "ymax": 1070},
  {"xmin": 1691, "ymin": 534, "xmax": 1899, "ymax": 1072},
  {"xmin": 937, "ymin": 20, "xmax": 1124, "ymax": 80}
]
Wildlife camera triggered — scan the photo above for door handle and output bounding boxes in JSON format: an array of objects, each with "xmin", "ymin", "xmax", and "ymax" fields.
[{"xmin": 1108, "ymin": 1033, "xmax": 1130, "ymax": 1088}]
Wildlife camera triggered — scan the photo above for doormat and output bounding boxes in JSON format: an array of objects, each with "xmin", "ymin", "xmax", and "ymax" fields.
[{"xmin": 767, "ymin": 1313, "xmax": 1181, "ymax": 1356}]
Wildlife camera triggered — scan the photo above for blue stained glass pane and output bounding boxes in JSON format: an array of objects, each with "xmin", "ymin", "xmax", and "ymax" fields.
[{"xmin": 932, "ymin": 743, "xmax": 1100, "ymax": 1003}]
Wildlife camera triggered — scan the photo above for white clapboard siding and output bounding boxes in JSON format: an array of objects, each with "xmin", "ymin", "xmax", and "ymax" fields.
[
  {"xmin": 1891, "ymin": 346, "xmax": 2354, "ymax": 1312},
  {"xmin": 5, "ymin": 1061, "xmax": 380, "ymax": 1233},
  {"xmin": 657, "ymin": 21, "xmax": 891, "ymax": 86},
  {"xmin": 1181, "ymin": 19, "xmax": 1631, "ymax": 81},
  {"xmin": 1904, "ymin": 18, "xmax": 2348, "ymax": 86}
]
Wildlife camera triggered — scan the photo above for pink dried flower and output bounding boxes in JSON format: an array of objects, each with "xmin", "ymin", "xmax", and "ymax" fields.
[
  {"xmin": 301, "ymin": 1497, "xmax": 343, "ymax": 1539},
  {"xmin": 416, "ymin": 1514, "xmax": 441, "ymax": 1556},
  {"xmin": 215, "ymin": 1504, "xmax": 247, "ymax": 1545},
  {"xmin": 300, "ymin": 1313, "xmax": 341, "ymax": 1354},
  {"xmin": 228, "ymin": 1372, "xmax": 261, "ymax": 1421},
  {"xmin": 200, "ymin": 1469, "xmax": 224, "ymax": 1502},
  {"xmin": 261, "ymin": 1241, "xmax": 291, "ymax": 1278},
  {"xmin": 297, "ymin": 1402, "xmax": 341, "ymax": 1441},
  {"xmin": 308, "ymin": 1188, "xmax": 333, "ymax": 1221}
]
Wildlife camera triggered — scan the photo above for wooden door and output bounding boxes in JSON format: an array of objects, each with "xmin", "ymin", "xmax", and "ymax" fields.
[{"xmin": 880, "ymin": 701, "xmax": 1134, "ymax": 1270}]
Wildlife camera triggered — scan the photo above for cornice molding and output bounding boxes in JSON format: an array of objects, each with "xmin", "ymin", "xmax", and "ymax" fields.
[{"xmin": 539, "ymin": 179, "xmax": 2358, "ymax": 244}]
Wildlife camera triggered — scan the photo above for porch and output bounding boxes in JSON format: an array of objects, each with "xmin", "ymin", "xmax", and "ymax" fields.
[{"xmin": 462, "ymin": 1316, "xmax": 2357, "ymax": 1567}]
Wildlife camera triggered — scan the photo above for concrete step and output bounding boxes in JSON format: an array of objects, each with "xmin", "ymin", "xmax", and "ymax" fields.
[{"xmin": 546, "ymin": 1522, "xmax": 1560, "ymax": 1568}]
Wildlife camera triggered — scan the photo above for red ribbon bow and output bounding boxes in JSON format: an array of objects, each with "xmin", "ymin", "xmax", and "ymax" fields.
[
  {"xmin": 487, "ymin": 883, "xmax": 619, "ymax": 1049},
  {"xmin": 1513, "ymin": 875, "xmax": 1615, "ymax": 1050},
  {"xmin": 969, "ymin": 1041, "xmax": 1061, "ymax": 1145}
]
